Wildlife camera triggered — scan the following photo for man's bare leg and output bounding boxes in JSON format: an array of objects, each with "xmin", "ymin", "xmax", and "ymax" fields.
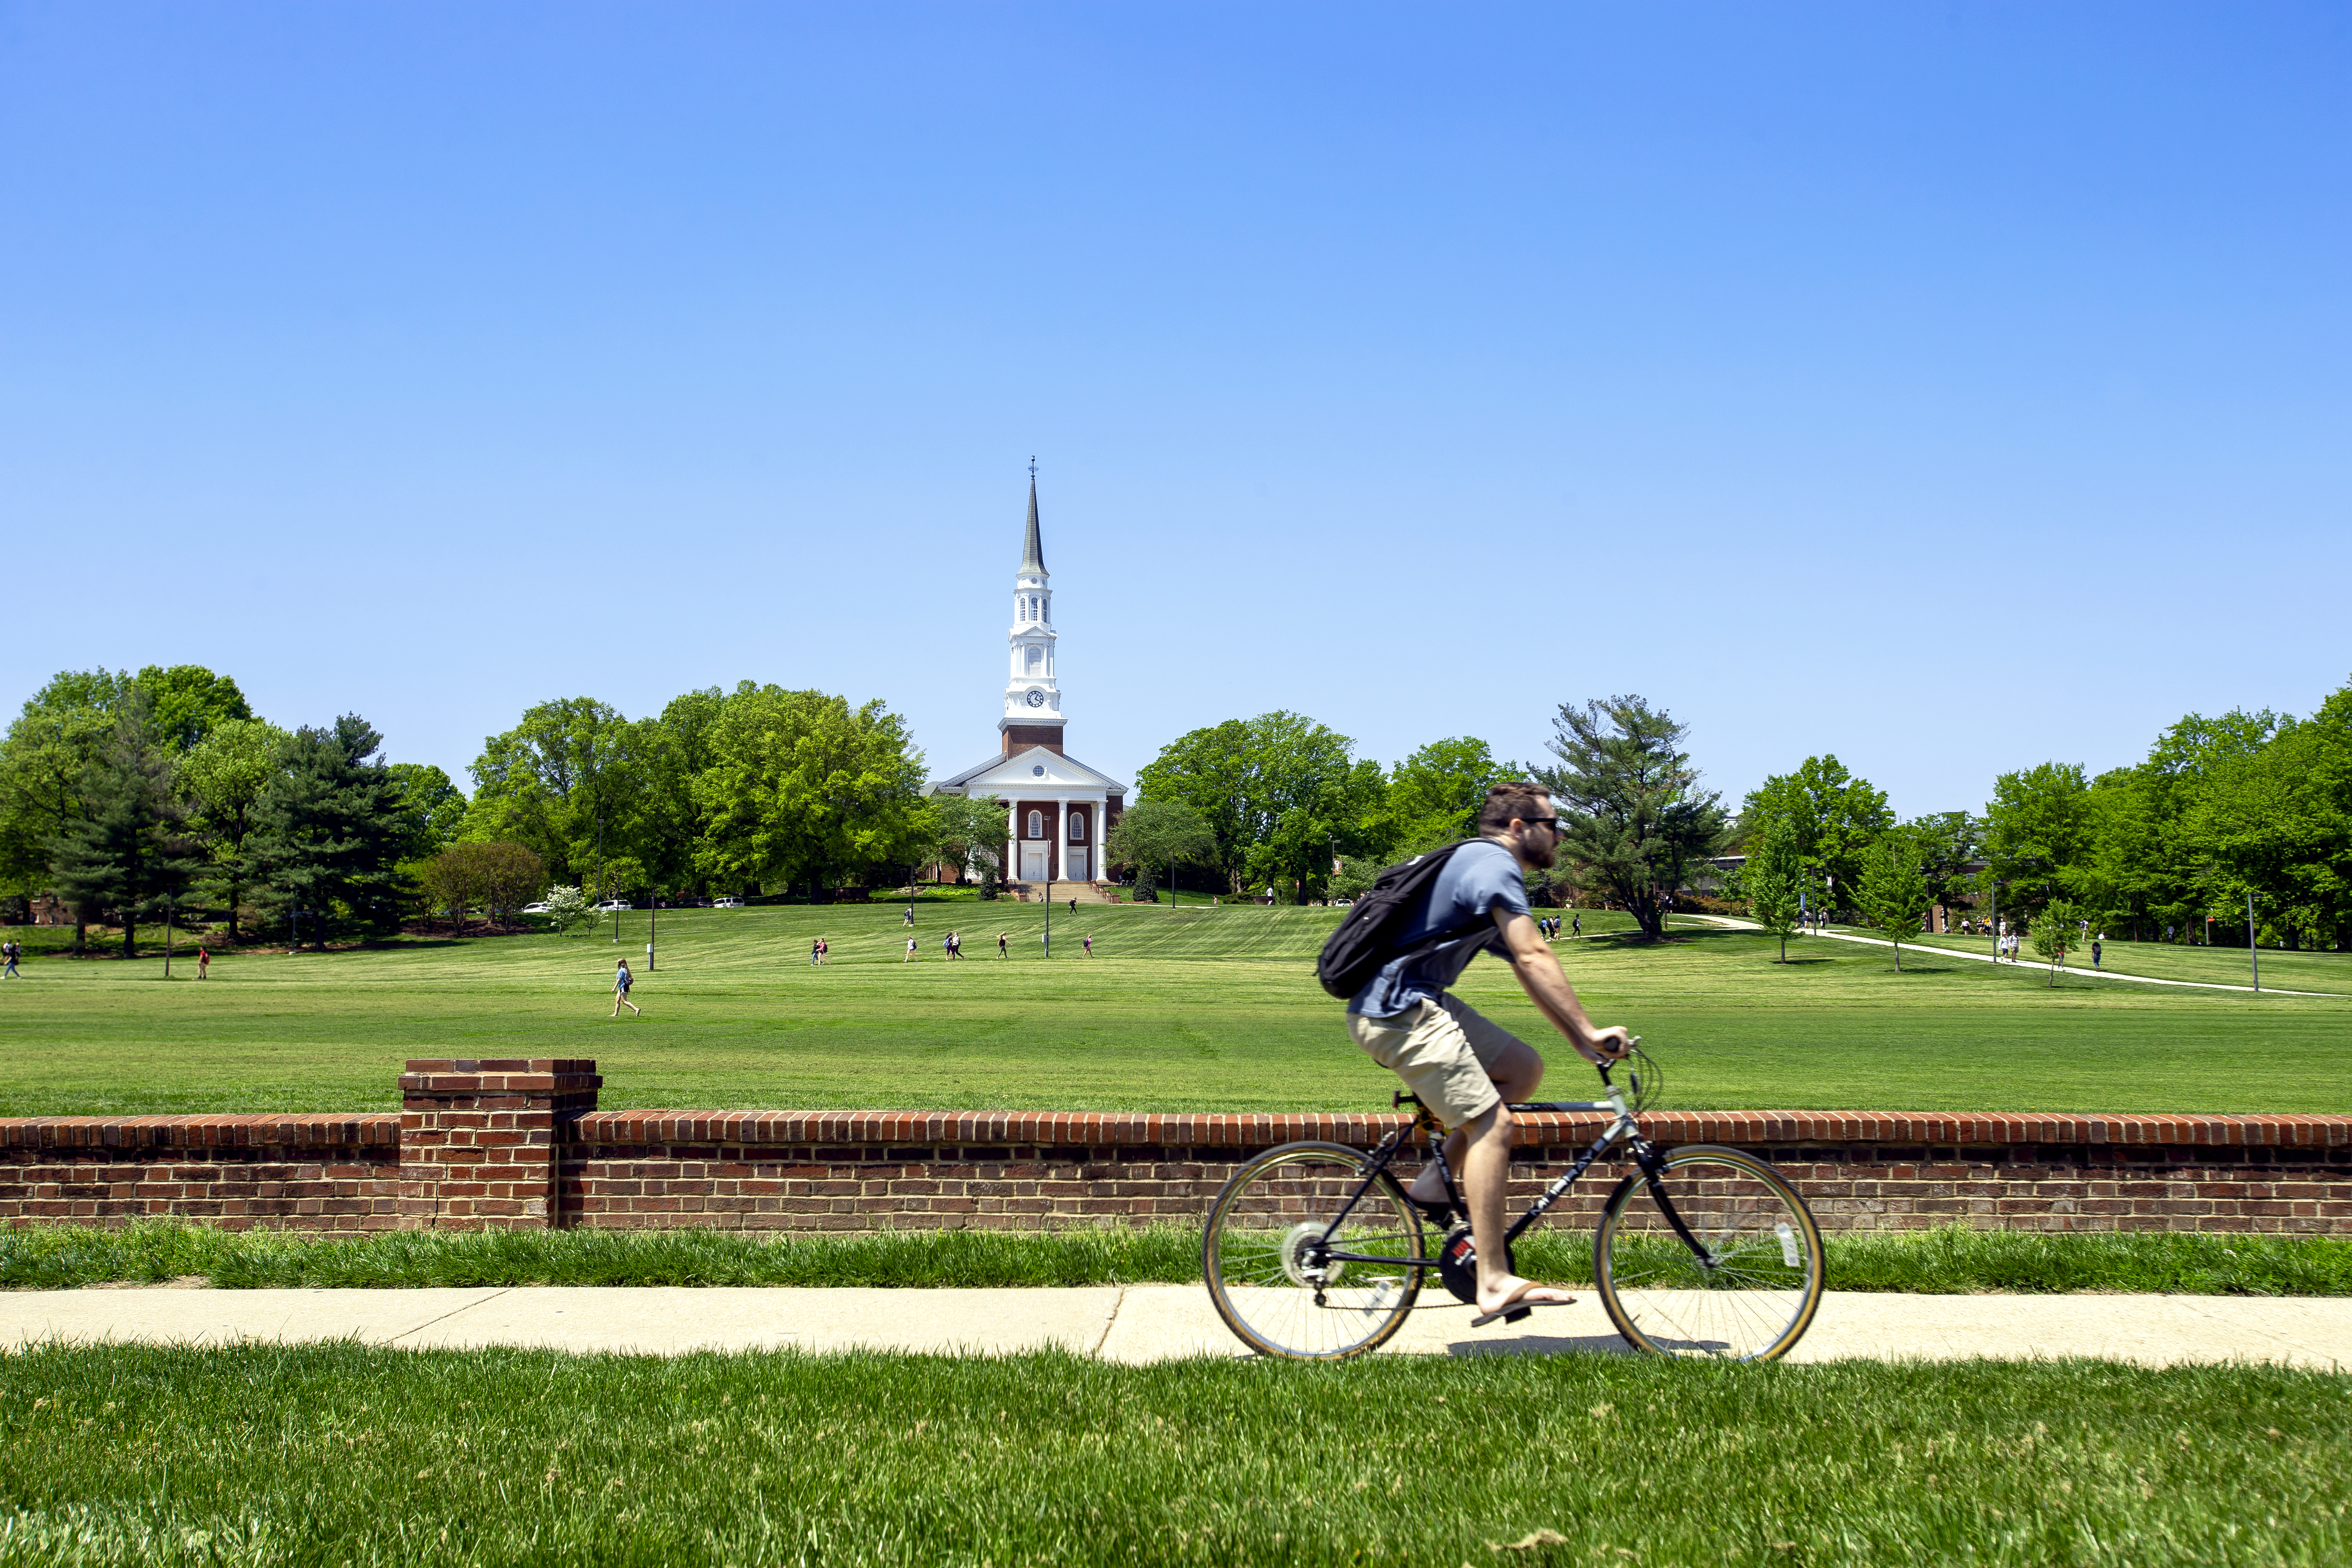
[
  {"xmin": 1406, "ymin": 1039, "xmax": 1544, "ymax": 1206},
  {"xmin": 1447, "ymin": 1100, "xmax": 1574, "ymax": 1314}
]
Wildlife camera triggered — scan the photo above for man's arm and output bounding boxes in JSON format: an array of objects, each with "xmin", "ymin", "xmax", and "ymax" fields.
[{"xmin": 1494, "ymin": 908, "xmax": 1630, "ymax": 1063}]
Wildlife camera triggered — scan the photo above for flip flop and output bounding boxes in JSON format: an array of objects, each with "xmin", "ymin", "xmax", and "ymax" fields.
[{"xmin": 1469, "ymin": 1290, "xmax": 1578, "ymax": 1330}]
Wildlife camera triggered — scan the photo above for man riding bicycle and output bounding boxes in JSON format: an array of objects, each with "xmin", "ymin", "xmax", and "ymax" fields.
[{"xmin": 1345, "ymin": 780, "xmax": 1630, "ymax": 1321}]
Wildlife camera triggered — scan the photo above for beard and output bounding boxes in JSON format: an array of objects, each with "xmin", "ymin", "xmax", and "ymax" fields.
[{"xmin": 1519, "ymin": 828, "xmax": 1558, "ymax": 870}]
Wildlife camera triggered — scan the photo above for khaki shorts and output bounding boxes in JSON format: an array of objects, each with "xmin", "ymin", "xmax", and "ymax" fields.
[{"xmin": 1348, "ymin": 994, "xmax": 1526, "ymax": 1130}]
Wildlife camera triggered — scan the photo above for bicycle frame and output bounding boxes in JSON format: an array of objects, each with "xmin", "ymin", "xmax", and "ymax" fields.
[{"xmin": 1310, "ymin": 1073, "xmax": 1719, "ymax": 1273}]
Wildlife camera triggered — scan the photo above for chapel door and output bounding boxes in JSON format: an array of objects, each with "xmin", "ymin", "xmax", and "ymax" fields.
[
  {"xmin": 1022, "ymin": 844, "xmax": 1049, "ymax": 883},
  {"xmin": 1066, "ymin": 848, "xmax": 1089, "ymax": 882}
]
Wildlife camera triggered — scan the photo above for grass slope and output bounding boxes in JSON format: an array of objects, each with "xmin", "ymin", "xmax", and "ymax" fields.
[
  {"xmin": 3, "ymin": 1343, "xmax": 2346, "ymax": 1567},
  {"xmin": 2, "ymin": 904, "xmax": 2346, "ymax": 1116}
]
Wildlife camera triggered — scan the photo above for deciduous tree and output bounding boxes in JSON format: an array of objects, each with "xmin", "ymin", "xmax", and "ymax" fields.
[
  {"xmin": 1855, "ymin": 828, "xmax": 1935, "ymax": 972},
  {"xmin": 1744, "ymin": 815, "xmax": 1804, "ymax": 963},
  {"xmin": 1104, "ymin": 797, "xmax": 1216, "ymax": 902},
  {"xmin": 180, "ymin": 718, "xmax": 292, "ymax": 941}
]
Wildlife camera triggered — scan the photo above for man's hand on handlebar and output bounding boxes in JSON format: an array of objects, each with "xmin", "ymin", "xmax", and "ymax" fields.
[{"xmin": 1577, "ymin": 1025, "xmax": 1633, "ymax": 1064}]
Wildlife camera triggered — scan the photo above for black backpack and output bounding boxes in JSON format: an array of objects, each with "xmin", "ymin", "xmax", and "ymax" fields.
[{"xmin": 1315, "ymin": 840, "xmax": 1502, "ymax": 1000}]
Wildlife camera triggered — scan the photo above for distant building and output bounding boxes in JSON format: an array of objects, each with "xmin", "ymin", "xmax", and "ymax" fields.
[{"xmin": 930, "ymin": 470, "xmax": 1126, "ymax": 888}]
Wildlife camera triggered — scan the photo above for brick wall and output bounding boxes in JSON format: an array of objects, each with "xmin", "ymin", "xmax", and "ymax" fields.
[
  {"xmin": 562, "ymin": 1108, "xmax": 2352, "ymax": 1236},
  {"xmin": 0, "ymin": 1114, "xmax": 399, "ymax": 1230},
  {"xmin": 2, "ymin": 1061, "xmax": 2345, "ymax": 1235}
]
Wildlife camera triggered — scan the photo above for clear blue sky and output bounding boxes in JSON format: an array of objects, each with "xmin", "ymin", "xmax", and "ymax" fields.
[{"xmin": 4, "ymin": 2, "xmax": 2345, "ymax": 817}]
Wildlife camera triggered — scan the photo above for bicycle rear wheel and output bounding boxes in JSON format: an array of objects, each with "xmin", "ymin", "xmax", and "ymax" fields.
[
  {"xmin": 1202, "ymin": 1141, "xmax": 1424, "ymax": 1360},
  {"xmin": 1593, "ymin": 1145, "xmax": 1824, "ymax": 1362}
]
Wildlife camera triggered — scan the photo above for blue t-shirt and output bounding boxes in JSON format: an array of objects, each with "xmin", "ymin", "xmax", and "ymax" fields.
[{"xmin": 1348, "ymin": 838, "xmax": 1531, "ymax": 1017}]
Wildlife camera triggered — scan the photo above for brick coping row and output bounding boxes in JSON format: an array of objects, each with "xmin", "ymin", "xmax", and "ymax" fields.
[{"xmin": 3, "ymin": 1108, "xmax": 2345, "ymax": 1151}]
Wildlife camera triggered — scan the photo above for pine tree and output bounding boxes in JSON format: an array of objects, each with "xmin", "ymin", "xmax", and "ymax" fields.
[
  {"xmin": 46, "ymin": 700, "xmax": 200, "ymax": 958},
  {"xmin": 247, "ymin": 715, "xmax": 412, "ymax": 949}
]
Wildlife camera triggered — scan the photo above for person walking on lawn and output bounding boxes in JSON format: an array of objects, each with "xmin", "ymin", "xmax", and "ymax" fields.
[
  {"xmin": 905, "ymin": 936, "xmax": 919, "ymax": 962},
  {"xmin": 2, "ymin": 941, "xmax": 18, "ymax": 980},
  {"xmin": 1345, "ymin": 780, "xmax": 1630, "ymax": 1324},
  {"xmin": 197, "ymin": 945, "xmax": 209, "ymax": 980},
  {"xmin": 811, "ymin": 936, "xmax": 822, "ymax": 967},
  {"xmin": 611, "ymin": 959, "xmax": 641, "ymax": 1017},
  {"xmin": 1082, "ymin": 932, "xmax": 1093, "ymax": 957},
  {"xmin": 997, "ymin": 931, "xmax": 1009, "ymax": 958}
]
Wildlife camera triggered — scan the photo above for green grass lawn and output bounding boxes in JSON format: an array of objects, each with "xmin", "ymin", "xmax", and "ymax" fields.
[
  {"xmin": 8, "ymin": 1220, "xmax": 2350, "ymax": 1296},
  {"xmin": 3, "ymin": 1343, "xmax": 2344, "ymax": 1567},
  {"xmin": 2, "ymin": 904, "xmax": 2347, "ymax": 1117},
  {"xmin": 1884, "ymin": 927, "xmax": 2352, "ymax": 993}
]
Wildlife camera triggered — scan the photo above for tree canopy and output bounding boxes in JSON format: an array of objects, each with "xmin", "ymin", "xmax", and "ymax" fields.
[{"xmin": 1534, "ymin": 695, "xmax": 1728, "ymax": 939}]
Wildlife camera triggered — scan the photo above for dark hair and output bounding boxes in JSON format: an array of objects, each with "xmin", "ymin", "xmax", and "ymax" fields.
[{"xmin": 1477, "ymin": 781, "xmax": 1553, "ymax": 833}]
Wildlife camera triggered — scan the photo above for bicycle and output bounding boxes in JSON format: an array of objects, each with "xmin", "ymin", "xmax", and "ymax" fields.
[{"xmin": 1201, "ymin": 1046, "xmax": 1825, "ymax": 1362}]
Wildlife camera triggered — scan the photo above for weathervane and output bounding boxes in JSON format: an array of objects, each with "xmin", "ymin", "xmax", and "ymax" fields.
[{"xmin": 1029, "ymin": 456, "xmax": 1037, "ymax": 480}]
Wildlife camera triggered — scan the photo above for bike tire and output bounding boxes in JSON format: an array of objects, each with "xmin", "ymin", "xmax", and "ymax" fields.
[
  {"xmin": 1202, "ymin": 1140, "xmax": 1424, "ymax": 1360},
  {"xmin": 1592, "ymin": 1144, "xmax": 1825, "ymax": 1362}
]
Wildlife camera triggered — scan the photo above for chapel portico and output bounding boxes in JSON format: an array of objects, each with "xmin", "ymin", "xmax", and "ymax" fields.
[{"xmin": 931, "ymin": 467, "xmax": 1127, "ymax": 895}]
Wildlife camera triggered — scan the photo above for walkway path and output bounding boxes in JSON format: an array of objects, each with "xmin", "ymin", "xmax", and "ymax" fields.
[
  {"xmin": 1677, "ymin": 915, "xmax": 2344, "ymax": 997},
  {"xmin": 3, "ymin": 1285, "xmax": 2346, "ymax": 1369}
]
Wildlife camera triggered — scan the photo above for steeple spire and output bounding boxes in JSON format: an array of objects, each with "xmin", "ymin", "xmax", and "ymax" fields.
[{"xmin": 1020, "ymin": 458, "xmax": 1046, "ymax": 575}]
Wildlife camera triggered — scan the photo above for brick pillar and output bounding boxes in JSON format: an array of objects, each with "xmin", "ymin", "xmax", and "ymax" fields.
[{"xmin": 398, "ymin": 1058, "xmax": 600, "ymax": 1230}]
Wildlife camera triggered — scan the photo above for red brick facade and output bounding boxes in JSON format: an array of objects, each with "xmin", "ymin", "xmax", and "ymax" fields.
[{"xmin": 2, "ymin": 1064, "xmax": 2346, "ymax": 1235}]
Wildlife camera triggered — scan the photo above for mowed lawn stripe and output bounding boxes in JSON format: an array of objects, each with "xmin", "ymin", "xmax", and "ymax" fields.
[{"xmin": 1, "ymin": 906, "xmax": 2345, "ymax": 1116}]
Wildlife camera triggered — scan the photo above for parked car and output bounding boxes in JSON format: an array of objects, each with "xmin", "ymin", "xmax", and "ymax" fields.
[
  {"xmin": 521, "ymin": 901, "xmax": 552, "ymax": 915},
  {"xmin": 713, "ymin": 896, "xmax": 745, "ymax": 910},
  {"xmin": 595, "ymin": 899, "xmax": 632, "ymax": 912}
]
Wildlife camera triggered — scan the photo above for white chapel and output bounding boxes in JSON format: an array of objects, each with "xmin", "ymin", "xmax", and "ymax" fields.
[{"xmin": 930, "ymin": 472, "xmax": 1128, "ymax": 893}]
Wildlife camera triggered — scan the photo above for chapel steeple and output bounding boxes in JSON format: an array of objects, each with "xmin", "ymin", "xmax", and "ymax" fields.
[{"xmin": 1000, "ymin": 461, "xmax": 1067, "ymax": 754}]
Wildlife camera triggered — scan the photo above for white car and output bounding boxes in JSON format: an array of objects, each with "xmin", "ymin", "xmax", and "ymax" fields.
[
  {"xmin": 713, "ymin": 897, "xmax": 745, "ymax": 910},
  {"xmin": 521, "ymin": 901, "xmax": 552, "ymax": 915},
  {"xmin": 595, "ymin": 899, "xmax": 633, "ymax": 912}
]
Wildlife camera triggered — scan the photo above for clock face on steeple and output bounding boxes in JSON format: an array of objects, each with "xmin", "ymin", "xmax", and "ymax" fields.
[{"xmin": 1024, "ymin": 687, "xmax": 1047, "ymax": 708}]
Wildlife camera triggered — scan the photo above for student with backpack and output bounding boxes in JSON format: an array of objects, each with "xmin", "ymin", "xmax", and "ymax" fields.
[{"xmin": 1318, "ymin": 782, "xmax": 1629, "ymax": 1324}]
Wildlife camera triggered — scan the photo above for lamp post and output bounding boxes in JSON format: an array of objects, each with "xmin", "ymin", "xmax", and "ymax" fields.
[{"xmin": 2247, "ymin": 890, "xmax": 2260, "ymax": 993}]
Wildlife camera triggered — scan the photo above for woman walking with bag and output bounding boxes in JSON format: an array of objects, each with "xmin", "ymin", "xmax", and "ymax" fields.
[{"xmin": 612, "ymin": 958, "xmax": 641, "ymax": 1017}]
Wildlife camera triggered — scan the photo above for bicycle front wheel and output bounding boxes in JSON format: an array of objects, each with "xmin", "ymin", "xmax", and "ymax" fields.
[
  {"xmin": 1593, "ymin": 1145, "xmax": 1824, "ymax": 1362},
  {"xmin": 1202, "ymin": 1141, "xmax": 1424, "ymax": 1360}
]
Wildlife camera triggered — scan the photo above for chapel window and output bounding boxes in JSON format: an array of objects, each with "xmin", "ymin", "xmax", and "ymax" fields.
[
  {"xmin": 1069, "ymin": 813, "xmax": 1086, "ymax": 842},
  {"xmin": 1028, "ymin": 810, "xmax": 1044, "ymax": 838}
]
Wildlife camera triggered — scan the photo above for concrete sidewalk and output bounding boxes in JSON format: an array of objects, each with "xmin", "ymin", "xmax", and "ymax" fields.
[
  {"xmin": 4, "ymin": 1285, "xmax": 2346, "ymax": 1368},
  {"xmin": 1676, "ymin": 914, "xmax": 2346, "ymax": 997}
]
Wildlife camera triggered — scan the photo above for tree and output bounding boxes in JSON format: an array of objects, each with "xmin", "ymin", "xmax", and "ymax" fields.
[
  {"xmin": 1135, "ymin": 713, "xmax": 1379, "ymax": 898},
  {"xmin": 0, "ymin": 669, "xmax": 129, "ymax": 942},
  {"xmin": 1380, "ymin": 737, "xmax": 1506, "ymax": 850},
  {"xmin": 1854, "ymin": 828, "xmax": 1935, "ymax": 972},
  {"xmin": 417, "ymin": 842, "xmax": 546, "ymax": 932},
  {"xmin": 693, "ymin": 685, "xmax": 930, "ymax": 899},
  {"xmin": 180, "ymin": 718, "xmax": 292, "ymax": 941},
  {"xmin": 47, "ymin": 699, "xmax": 201, "ymax": 957},
  {"xmin": 247, "ymin": 715, "xmax": 412, "ymax": 948},
  {"xmin": 2030, "ymin": 897, "xmax": 2081, "ymax": 986},
  {"xmin": 1744, "ymin": 815, "xmax": 1803, "ymax": 963},
  {"xmin": 466, "ymin": 698, "xmax": 646, "ymax": 892},
  {"xmin": 635, "ymin": 688, "xmax": 727, "ymax": 897},
  {"xmin": 1534, "ymin": 695, "xmax": 1729, "ymax": 939},
  {"xmin": 1909, "ymin": 811, "xmax": 1982, "ymax": 922},
  {"xmin": 132, "ymin": 665, "xmax": 252, "ymax": 751},
  {"xmin": 924, "ymin": 792, "xmax": 1009, "ymax": 885},
  {"xmin": 390, "ymin": 763, "xmax": 468, "ymax": 862},
  {"xmin": 1984, "ymin": 762, "xmax": 2093, "ymax": 920},
  {"xmin": 540, "ymin": 884, "xmax": 593, "ymax": 935},
  {"xmin": 1104, "ymin": 797, "xmax": 1216, "ymax": 902},
  {"xmin": 1740, "ymin": 755, "xmax": 1892, "ymax": 917}
]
